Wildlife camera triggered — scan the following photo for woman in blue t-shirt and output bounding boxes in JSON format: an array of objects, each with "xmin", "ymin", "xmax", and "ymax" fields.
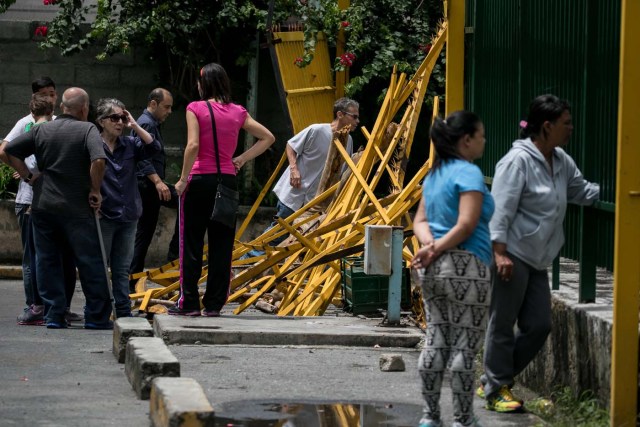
[{"xmin": 412, "ymin": 111, "xmax": 494, "ymax": 427}]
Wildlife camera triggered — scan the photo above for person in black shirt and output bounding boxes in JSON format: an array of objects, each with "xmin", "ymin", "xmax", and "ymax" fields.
[{"xmin": 128, "ymin": 88, "xmax": 177, "ymax": 291}]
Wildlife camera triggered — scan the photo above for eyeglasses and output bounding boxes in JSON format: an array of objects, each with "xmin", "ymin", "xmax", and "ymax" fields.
[
  {"xmin": 105, "ymin": 114, "xmax": 128, "ymax": 123},
  {"xmin": 341, "ymin": 111, "xmax": 359, "ymax": 120}
]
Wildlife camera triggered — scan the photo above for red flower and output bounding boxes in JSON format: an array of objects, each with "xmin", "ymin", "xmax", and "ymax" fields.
[
  {"xmin": 43, "ymin": 0, "xmax": 57, "ymax": 4},
  {"xmin": 338, "ymin": 52, "xmax": 356, "ymax": 67},
  {"xmin": 294, "ymin": 57, "xmax": 304, "ymax": 67},
  {"xmin": 34, "ymin": 25, "xmax": 48, "ymax": 37},
  {"xmin": 341, "ymin": 21, "xmax": 350, "ymax": 28},
  {"xmin": 418, "ymin": 43, "xmax": 432, "ymax": 54}
]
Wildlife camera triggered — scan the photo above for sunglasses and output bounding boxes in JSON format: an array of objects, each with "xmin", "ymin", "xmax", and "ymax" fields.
[
  {"xmin": 105, "ymin": 113, "xmax": 129, "ymax": 123},
  {"xmin": 341, "ymin": 111, "xmax": 359, "ymax": 120}
]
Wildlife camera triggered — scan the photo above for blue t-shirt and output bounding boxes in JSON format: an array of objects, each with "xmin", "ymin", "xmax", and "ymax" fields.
[{"xmin": 423, "ymin": 159, "xmax": 495, "ymax": 265}]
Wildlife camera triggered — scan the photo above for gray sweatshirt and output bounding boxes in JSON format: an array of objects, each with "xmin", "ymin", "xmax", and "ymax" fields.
[{"xmin": 490, "ymin": 138, "xmax": 599, "ymax": 270}]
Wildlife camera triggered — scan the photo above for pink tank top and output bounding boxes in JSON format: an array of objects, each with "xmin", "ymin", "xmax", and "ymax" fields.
[{"xmin": 187, "ymin": 100, "xmax": 247, "ymax": 175}]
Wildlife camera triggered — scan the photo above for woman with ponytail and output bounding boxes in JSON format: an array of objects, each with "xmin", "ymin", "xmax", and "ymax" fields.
[
  {"xmin": 412, "ymin": 111, "xmax": 494, "ymax": 427},
  {"xmin": 477, "ymin": 95, "xmax": 599, "ymax": 413},
  {"xmin": 170, "ymin": 63, "xmax": 275, "ymax": 317}
]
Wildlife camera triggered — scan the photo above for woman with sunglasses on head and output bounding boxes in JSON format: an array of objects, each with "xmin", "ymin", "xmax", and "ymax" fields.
[
  {"xmin": 170, "ymin": 63, "xmax": 275, "ymax": 317},
  {"xmin": 412, "ymin": 111, "xmax": 493, "ymax": 427},
  {"xmin": 96, "ymin": 98, "xmax": 160, "ymax": 318}
]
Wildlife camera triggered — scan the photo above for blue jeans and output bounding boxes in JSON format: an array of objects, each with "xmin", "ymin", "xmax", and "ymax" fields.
[
  {"xmin": 31, "ymin": 211, "xmax": 112, "ymax": 325},
  {"xmin": 244, "ymin": 199, "xmax": 295, "ymax": 258},
  {"xmin": 16, "ymin": 203, "xmax": 40, "ymax": 307},
  {"xmin": 99, "ymin": 218, "xmax": 137, "ymax": 317}
]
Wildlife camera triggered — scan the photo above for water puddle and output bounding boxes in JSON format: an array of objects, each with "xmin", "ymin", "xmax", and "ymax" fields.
[{"xmin": 213, "ymin": 400, "xmax": 421, "ymax": 426}]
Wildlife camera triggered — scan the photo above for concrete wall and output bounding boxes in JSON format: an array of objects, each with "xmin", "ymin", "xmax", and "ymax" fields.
[
  {"xmin": 518, "ymin": 296, "xmax": 614, "ymax": 406},
  {"xmin": 0, "ymin": 199, "xmax": 275, "ymax": 267}
]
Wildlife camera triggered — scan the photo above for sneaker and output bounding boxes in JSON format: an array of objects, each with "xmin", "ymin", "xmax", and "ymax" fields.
[
  {"xmin": 65, "ymin": 308, "xmax": 84, "ymax": 322},
  {"xmin": 418, "ymin": 419, "xmax": 442, "ymax": 427},
  {"xmin": 452, "ymin": 417, "xmax": 483, "ymax": 427},
  {"xmin": 167, "ymin": 305, "xmax": 201, "ymax": 317},
  {"xmin": 46, "ymin": 321, "xmax": 68, "ymax": 329},
  {"xmin": 485, "ymin": 385, "xmax": 524, "ymax": 413},
  {"xmin": 478, "ymin": 384, "xmax": 523, "ymax": 403},
  {"xmin": 202, "ymin": 310, "xmax": 220, "ymax": 317},
  {"xmin": 84, "ymin": 321, "xmax": 114, "ymax": 330},
  {"xmin": 17, "ymin": 305, "xmax": 45, "ymax": 325}
]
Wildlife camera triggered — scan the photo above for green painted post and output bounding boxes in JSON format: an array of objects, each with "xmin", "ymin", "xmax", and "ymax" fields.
[{"xmin": 578, "ymin": 206, "xmax": 597, "ymax": 302}]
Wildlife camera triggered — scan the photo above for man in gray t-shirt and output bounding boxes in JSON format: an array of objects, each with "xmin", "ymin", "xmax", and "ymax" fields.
[
  {"xmin": 244, "ymin": 98, "xmax": 359, "ymax": 260},
  {"xmin": 1, "ymin": 87, "xmax": 113, "ymax": 329},
  {"xmin": 273, "ymin": 98, "xmax": 359, "ymax": 213}
]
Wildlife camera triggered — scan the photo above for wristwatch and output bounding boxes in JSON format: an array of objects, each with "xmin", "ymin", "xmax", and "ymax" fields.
[{"xmin": 24, "ymin": 172, "xmax": 33, "ymax": 183}]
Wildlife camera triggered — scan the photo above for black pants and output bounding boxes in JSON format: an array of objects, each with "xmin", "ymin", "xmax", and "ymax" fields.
[
  {"xmin": 177, "ymin": 173, "xmax": 236, "ymax": 311},
  {"xmin": 129, "ymin": 178, "xmax": 178, "ymax": 291}
]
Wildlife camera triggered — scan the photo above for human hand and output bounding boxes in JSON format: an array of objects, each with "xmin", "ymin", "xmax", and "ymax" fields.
[
  {"xmin": 175, "ymin": 179, "xmax": 187, "ymax": 196},
  {"xmin": 289, "ymin": 166, "xmax": 301, "ymax": 188},
  {"xmin": 232, "ymin": 156, "xmax": 245, "ymax": 172},
  {"xmin": 123, "ymin": 109, "xmax": 136, "ymax": 129},
  {"xmin": 155, "ymin": 181, "xmax": 171, "ymax": 201},
  {"xmin": 89, "ymin": 190, "xmax": 102, "ymax": 209},
  {"xmin": 27, "ymin": 173, "xmax": 40, "ymax": 186},
  {"xmin": 411, "ymin": 240, "xmax": 439, "ymax": 269},
  {"xmin": 495, "ymin": 252, "xmax": 514, "ymax": 281},
  {"xmin": 12, "ymin": 171, "xmax": 20, "ymax": 180}
]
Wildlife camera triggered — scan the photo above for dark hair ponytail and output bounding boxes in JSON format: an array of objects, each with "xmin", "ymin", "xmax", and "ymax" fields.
[
  {"xmin": 429, "ymin": 110, "xmax": 481, "ymax": 170},
  {"xmin": 520, "ymin": 94, "xmax": 570, "ymax": 139},
  {"xmin": 198, "ymin": 63, "xmax": 232, "ymax": 104}
]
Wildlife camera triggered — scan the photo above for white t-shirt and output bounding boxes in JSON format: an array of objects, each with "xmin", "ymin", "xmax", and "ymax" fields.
[
  {"xmin": 273, "ymin": 123, "xmax": 353, "ymax": 211},
  {"xmin": 4, "ymin": 113, "xmax": 48, "ymax": 205}
]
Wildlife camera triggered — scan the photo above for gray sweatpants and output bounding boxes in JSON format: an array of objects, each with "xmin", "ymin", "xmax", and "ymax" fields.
[
  {"xmin": 481, "ymin": 253, "xmax": 552, "ymax": 398},
  {"xmin": 418, "ymin": 249, "xmax": 491, "ymax": 425}
]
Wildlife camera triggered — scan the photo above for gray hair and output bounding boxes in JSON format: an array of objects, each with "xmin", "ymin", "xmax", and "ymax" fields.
[
  {"xmin": 333, "ymin": 97, "xmax": 359, "ymax": 118},
  {"xmin": 96, "ymin": 98, "xmax": 126, "ymax": 120},
  {"xmin": 95, "ymin": 98, "xmax": 126, "ymax": 132}
]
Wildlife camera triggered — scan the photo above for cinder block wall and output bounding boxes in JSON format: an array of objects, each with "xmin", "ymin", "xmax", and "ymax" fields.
[
  {"xmin": 0, "ymin": 21, "xmax": 187, "ymax": 165},
  {"xmin": 0, "ymin": 200, "xmax": 275, "ymax": 267}
]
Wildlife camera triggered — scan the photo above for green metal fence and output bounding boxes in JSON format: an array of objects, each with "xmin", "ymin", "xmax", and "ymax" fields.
[{"xmin": 464, "ymin": 0, "xmax": 620, "ymax": 301}]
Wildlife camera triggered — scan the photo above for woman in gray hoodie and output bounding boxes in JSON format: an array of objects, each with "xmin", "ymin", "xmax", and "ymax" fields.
[{"xmin": 478, "ymin": 95, "xmax": 599, "ymax": 412}]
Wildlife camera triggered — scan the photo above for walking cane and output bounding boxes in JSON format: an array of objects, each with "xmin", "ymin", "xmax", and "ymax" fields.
[{"xmin": 94, "ymin": 209, "xmax": 118, "ymax": 319}]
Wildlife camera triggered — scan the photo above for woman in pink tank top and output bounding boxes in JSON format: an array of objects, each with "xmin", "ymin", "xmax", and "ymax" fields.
[{"xmin": 170, "ymin": 63, "xmax": 275, "ymax": 317}]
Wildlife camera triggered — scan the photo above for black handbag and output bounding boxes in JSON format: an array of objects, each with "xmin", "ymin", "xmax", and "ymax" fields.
[{"xmin": 205, "ymin": 101, "xmax": 239, "ymax": 228}]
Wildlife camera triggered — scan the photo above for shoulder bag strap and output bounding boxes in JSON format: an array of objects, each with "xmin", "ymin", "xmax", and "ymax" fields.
[{"xmin": 204, "ymin": 101, "xmax": 222, "ymax": 183}]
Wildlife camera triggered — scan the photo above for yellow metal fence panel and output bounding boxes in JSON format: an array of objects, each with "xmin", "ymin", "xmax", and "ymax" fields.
[{"xmin": 273, "ymin": 31, "xmax": 335, "ymax": 133}]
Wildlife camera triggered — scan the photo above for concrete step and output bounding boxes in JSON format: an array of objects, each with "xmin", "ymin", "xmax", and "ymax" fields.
[
  {"xmin": 113, "ymin": 317, "xmax": 155, "ymax": 363},
  {"xmin": 125, "ymin": 337, "xmax": 180, "ymax": 400},
  {"xmin": 153, "ymin": 314, "xmax": 423, "ymax": 347}
]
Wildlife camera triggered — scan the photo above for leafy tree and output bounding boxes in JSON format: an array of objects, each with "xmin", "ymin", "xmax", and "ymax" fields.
[{"xmin": 0, "ymin": 0, "xmax": 443, "ymax": 101}]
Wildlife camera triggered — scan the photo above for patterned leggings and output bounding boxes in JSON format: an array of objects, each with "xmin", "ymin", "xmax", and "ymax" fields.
[{"xmin": 418, "ymin": 249, "xmax": 491, "ymax": 425}]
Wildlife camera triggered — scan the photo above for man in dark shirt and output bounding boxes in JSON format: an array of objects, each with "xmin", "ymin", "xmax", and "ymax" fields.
[
  {"xmin": 129, "ymin": 88, "xmax": 177, "ymax": 291},
  {"xmin": 0, "ymin": 87, "xmax": 113, "ymax": 329}
]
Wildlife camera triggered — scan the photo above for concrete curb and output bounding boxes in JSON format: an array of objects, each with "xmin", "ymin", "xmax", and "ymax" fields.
[
  {"xmin": 112, "ymin": 317, "xmax": 155, "ymax": 363},
  {"xmin": 153, "ymin": 315, "xmax": 423, "ymax": 348},
  {"xmin": 149, "ymin": 377, "xmax": 215, "ymax": 427},
  {"xmin": 0, "ymin": 266, "xmax": 23, "ymax": 280},
  {"xmin": 125, "ymin": 337, "xmax": 180, "ymax": 400}
]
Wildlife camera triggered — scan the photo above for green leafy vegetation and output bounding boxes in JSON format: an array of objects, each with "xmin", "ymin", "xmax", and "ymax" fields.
[
  {"xmin": 0, "ymin": 0, "xmax": 444, "ymax": 101},
  {"xmin": 0, "ymin": 164, "xmax": 18, "ymax": 200},
  {"xmin": 528, "ymin": 387, "xmax": 609, "ymax": 427}
]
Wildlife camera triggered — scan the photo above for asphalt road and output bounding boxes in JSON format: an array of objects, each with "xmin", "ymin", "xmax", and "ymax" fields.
[
  {"xmin": 0, "ymin": 277, "xmax": 542, "ymax": 427},
  {"xmin": 0, "ymin": 279, "xmax": 148, "ymax": 426}
]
